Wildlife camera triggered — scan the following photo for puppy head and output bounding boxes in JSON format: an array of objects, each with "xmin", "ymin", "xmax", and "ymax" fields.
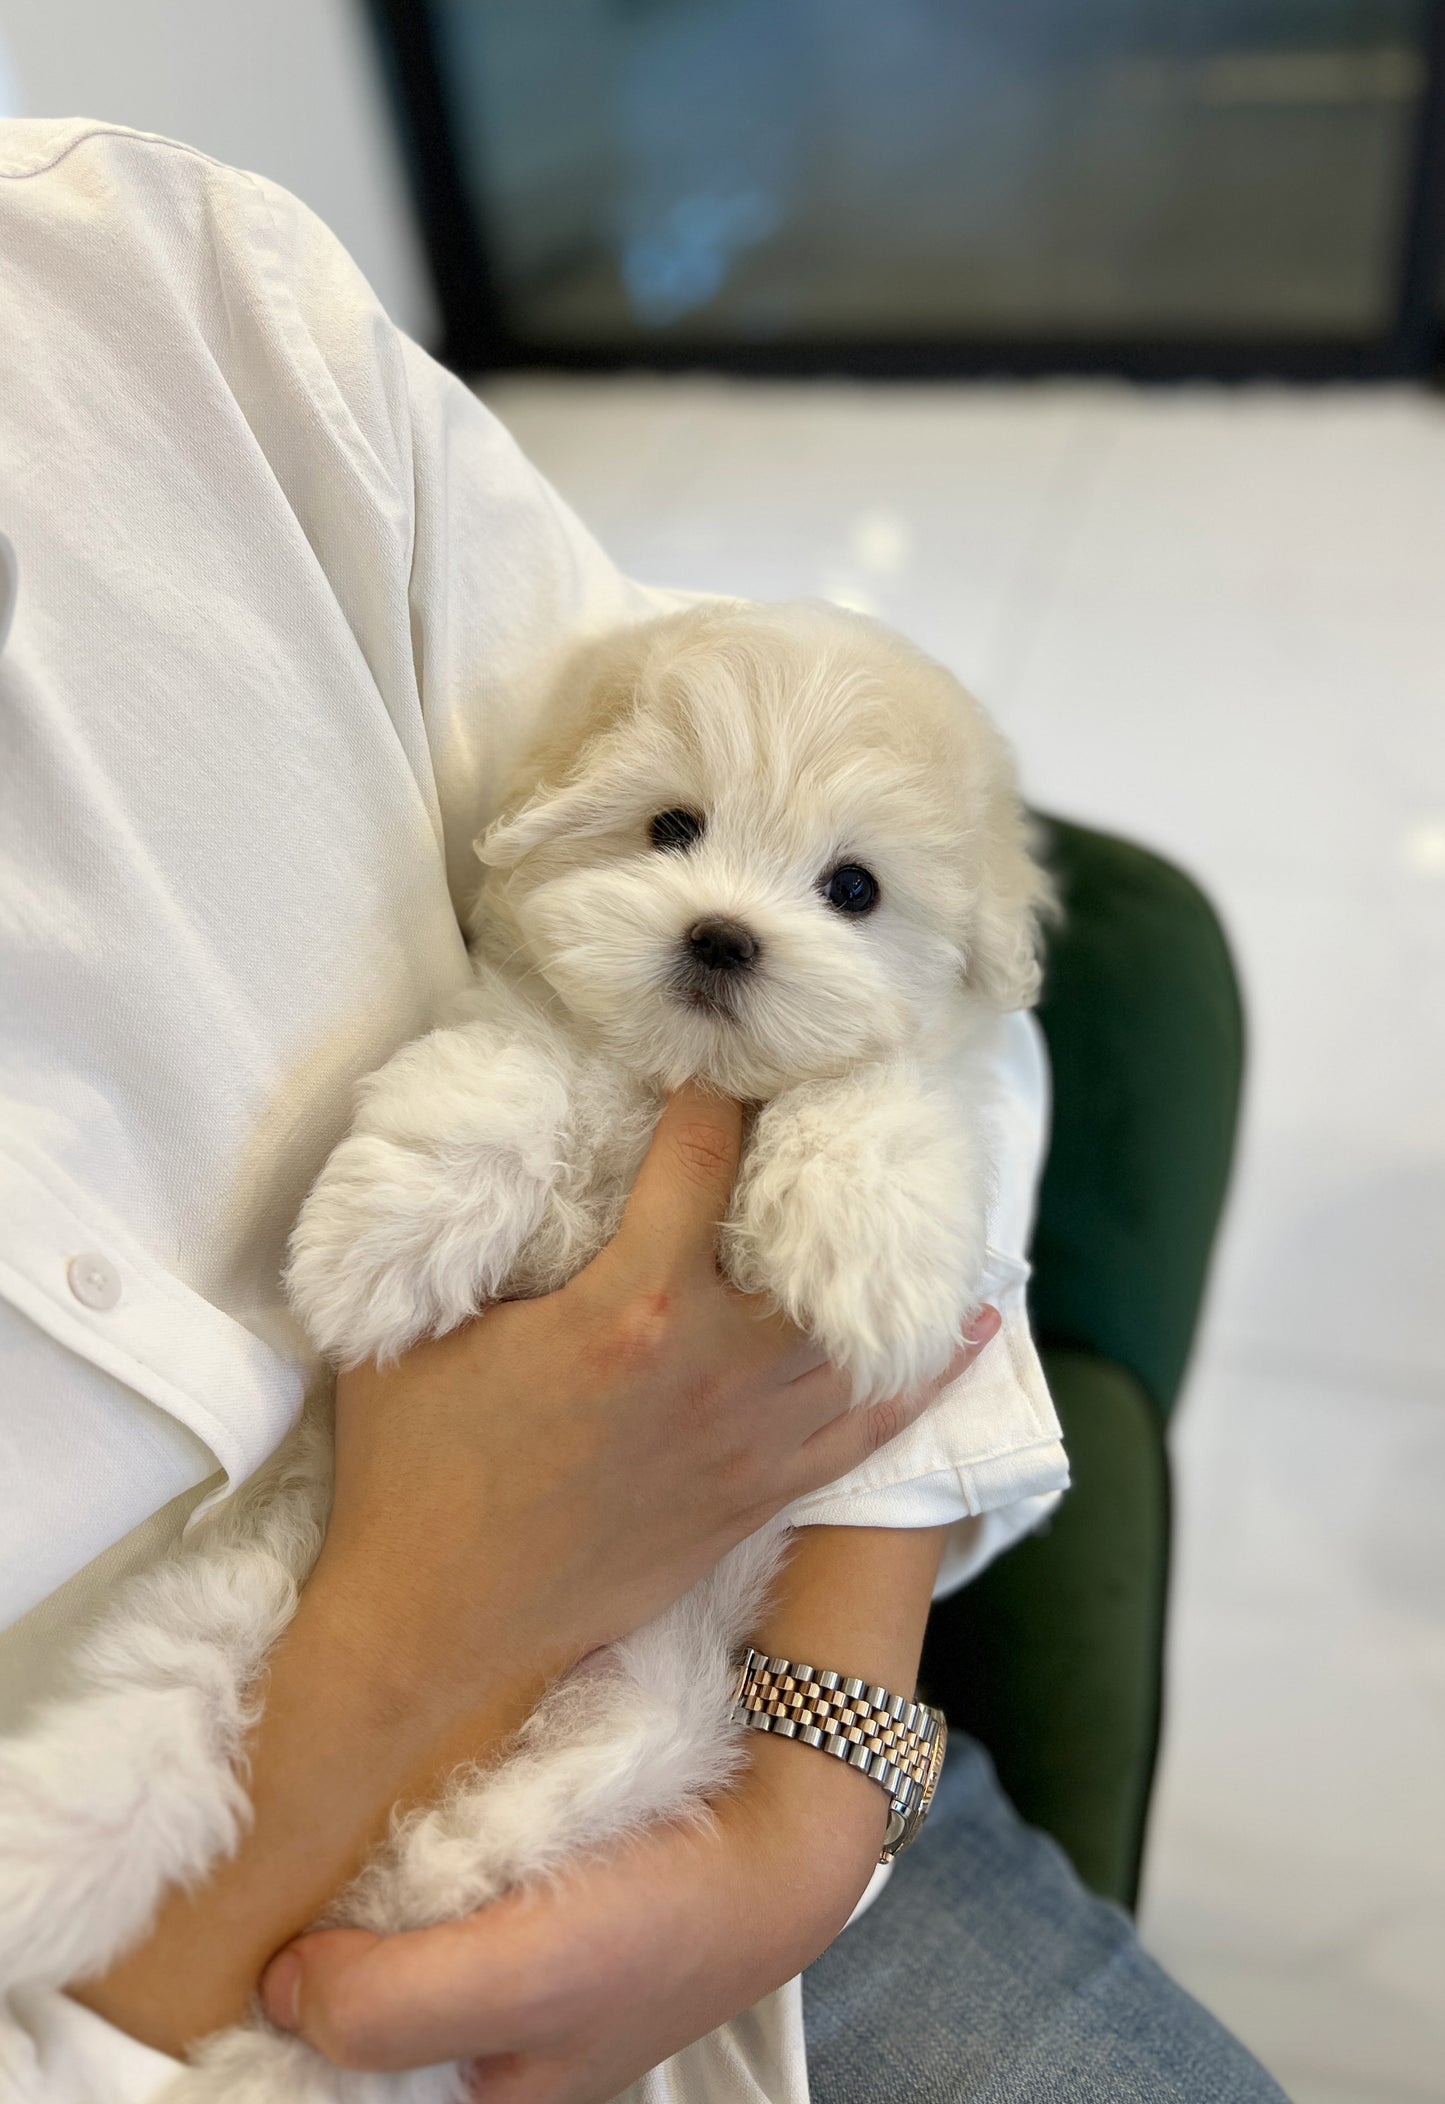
[{"xmin": 475, "ymin": 601, "xmax": 1048, "ymax": 1096}]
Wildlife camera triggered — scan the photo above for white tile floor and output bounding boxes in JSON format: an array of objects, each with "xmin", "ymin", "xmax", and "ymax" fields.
[{"xmin": 483, "ymin": 374, "xmax": 1445, "ymax": 2104}]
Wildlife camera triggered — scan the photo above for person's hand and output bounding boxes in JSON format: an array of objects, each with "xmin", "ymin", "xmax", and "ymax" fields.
[
  {"xmin": 260, "ymin": 1713, "xmax": 891, "ymax": 2101},
  {"xmin": 319, "ymin": 1084, "xmax": 998, "ymax": 1716}
]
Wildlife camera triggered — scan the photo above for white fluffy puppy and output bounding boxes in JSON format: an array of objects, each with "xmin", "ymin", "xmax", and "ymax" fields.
[{"xmin": 0, "ymin": 601, "xmax": 1049, "ymax": 2103}]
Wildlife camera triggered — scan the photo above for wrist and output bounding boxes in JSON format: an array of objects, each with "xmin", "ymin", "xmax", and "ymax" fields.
[
  {"xmin": 724, "ymin": 1730, "xmax": 886, "ymax": 1951},
  {"xmin": 302, "ymin": 1534, "xmax": 578, "ymax": 1755},
  {"xmin": 749, "ymin": 1523, "xmax": 948, "ymax": 1693},
  {"xmin": 726, "ymin": 1524, "xmax": 949, "ymax": 1893},
  {"xmin": 743, "ymin": 1720, "xmax": 892, "ymax": 1852}
]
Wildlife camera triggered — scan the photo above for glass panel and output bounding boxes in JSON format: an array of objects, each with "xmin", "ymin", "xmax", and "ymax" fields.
[{"xmin": 431, "ymin": 0, "xmax": 1429, "ymax": 344}]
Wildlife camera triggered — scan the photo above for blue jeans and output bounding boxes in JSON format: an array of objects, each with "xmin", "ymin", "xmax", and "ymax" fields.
[{"xmin": 803, "ymin": 1739, "xmax": 1289, "ymax": 2102}]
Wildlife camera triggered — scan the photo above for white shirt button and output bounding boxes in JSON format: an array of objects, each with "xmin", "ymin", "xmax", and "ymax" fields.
[{"xmin": 67, "ymin": 1251, "xmax": 122, "ymax": 1311}]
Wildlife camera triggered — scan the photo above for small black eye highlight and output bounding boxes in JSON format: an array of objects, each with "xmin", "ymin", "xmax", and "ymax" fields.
[
  {"xmin": 649, "ymin": 808, "xmax": 705, "ymax": 852},
  {"xmin": 823, "ymin": 863, "xmax": 880, "ymax": 915}
]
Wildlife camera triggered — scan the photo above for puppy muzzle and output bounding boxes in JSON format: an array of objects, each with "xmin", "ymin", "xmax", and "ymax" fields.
[{"xmin": 674, "ymin": 915, "xmax": 761, "ymax": 1015}]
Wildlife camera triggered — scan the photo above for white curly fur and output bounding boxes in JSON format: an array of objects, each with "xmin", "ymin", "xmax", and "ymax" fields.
[{"xmin": 0, "ymin": 601, "xmax": 1048, "ymax": 2099}]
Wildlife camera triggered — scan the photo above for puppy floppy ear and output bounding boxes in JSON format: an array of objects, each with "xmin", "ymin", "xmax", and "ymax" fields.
[
  {"xmin": 476, "ymin": 773, "xmax": 606, "ymax": 870},
  {"xmin": 473, "ymin": 622, "xmax": 666, "ymax": 870},
  {"xmin": 962, "ymin": 750, "xmax": 1055, "ymax": 1013}
]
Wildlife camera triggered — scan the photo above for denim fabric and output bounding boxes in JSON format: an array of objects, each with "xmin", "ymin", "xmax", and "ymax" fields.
[{"xmin": 803, "ymin": 1739, "xmax": 1290, "ymax": 2103}]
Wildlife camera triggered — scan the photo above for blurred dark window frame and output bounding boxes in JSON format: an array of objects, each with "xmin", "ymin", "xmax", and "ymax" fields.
[{"xmin": 366, "ymin": 0, "xmax": 1445, "ymax": 382}]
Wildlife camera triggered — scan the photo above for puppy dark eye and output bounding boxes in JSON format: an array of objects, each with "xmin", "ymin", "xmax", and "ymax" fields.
[
  {"xmin": 649, "ymin": 808, "xmax": 705, "ymax": 852},
  {"xmin": 823, "ymin": 863, "xmax": 880, "ymax": 915}
]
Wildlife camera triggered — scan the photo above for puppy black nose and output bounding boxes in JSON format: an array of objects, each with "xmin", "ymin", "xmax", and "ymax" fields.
[{"xmin": 687, "ymin": 916, "xmax": 759, "ymax": 973}]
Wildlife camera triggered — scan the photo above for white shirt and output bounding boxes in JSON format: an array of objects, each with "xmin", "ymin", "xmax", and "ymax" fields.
[{"xmin": 0, "ymin": 120, "xmax": 1067, "ymax": 2104}]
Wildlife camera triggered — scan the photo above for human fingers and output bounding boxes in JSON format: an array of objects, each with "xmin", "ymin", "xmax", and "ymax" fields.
[
  {"xmin": 601, "ymin": 1084, "xmax": 742, "ymax": 1286},
  {"xmin": 464, "ymin": 2056, "xmax": 563, "ymax": 2103},
  {"xmin": 260, "ymin": 1915, "xmax": 538, "ymax": 2071},
  {"xmin": 777, "ymin": 1356, "xmax": 857, "ymax": 1439},
  {"xmin": 262, "ymin": 1831, "xmax": 696, "ymax": 2071},
  {"xmin": 721, "ymin": 1290, "xmax": 830, "ymax": 1383},
  {"xmin": 782, "ymin": 1307, "xmax": 1001, "ymax": 1500}
]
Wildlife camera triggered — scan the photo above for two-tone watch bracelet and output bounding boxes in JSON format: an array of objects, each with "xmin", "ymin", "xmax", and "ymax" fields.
[{"xmin": 730, "ymin": 1646, "xmax": 947, "ymax": 1862}]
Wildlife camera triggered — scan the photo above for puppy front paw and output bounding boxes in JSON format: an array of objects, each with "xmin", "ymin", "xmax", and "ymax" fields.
[
  {"xmin": 722, "ymin": 1077, "xmax": 986, "ymax": 1402},
  {"xmin": 287, "ymin": 1032, "xmax": 570, "ymax": 1366}
]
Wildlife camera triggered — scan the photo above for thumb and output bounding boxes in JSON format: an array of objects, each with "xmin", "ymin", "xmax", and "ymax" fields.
[
  {"xmin": 261, "ymin": 1929, "xmax": 393, "ymax": 2067},
  {"xmin": 607, "ymin": 1082, "xmax": 742, "ymax": 1284},
  {"xmin": 261, "ymin": 1898, "xmax": 579, "ymax": 2069}
]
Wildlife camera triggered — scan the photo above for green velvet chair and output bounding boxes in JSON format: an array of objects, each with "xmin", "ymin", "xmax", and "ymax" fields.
[{"xmin": 920, "ymin": 817, "xmax": 1245, "ymax": 1911}]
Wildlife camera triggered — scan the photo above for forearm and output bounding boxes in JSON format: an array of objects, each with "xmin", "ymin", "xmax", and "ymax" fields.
[
  {"xmin": 758, "ymin": 1522, "xmax": 946, "ymax": 1684},
  {"xmin": 76, "ymin": 1525, "xmax": 944, "ymax": 2058},
  {"xmin": 245, "ymin": 1519, "xmax": 956, "ymax": 2089},
  {"xmin": 740, "ymin": 1523, "xmax": 948, "ymax": 1870},
  {"xmin": 73, "ymin": 1545, "xmax": 562, "ymax": 2058}
]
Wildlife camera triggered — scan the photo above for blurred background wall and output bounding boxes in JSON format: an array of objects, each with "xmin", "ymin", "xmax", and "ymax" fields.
[{"xmin": 380, "ymin": 0, "xmax": 1445, "ymax": 376}]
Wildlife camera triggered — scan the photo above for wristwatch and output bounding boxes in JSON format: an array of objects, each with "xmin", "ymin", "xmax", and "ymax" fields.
[{"xmin": 730, "ymin": 1647, "xmax": 947, "ymax": 1863}]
